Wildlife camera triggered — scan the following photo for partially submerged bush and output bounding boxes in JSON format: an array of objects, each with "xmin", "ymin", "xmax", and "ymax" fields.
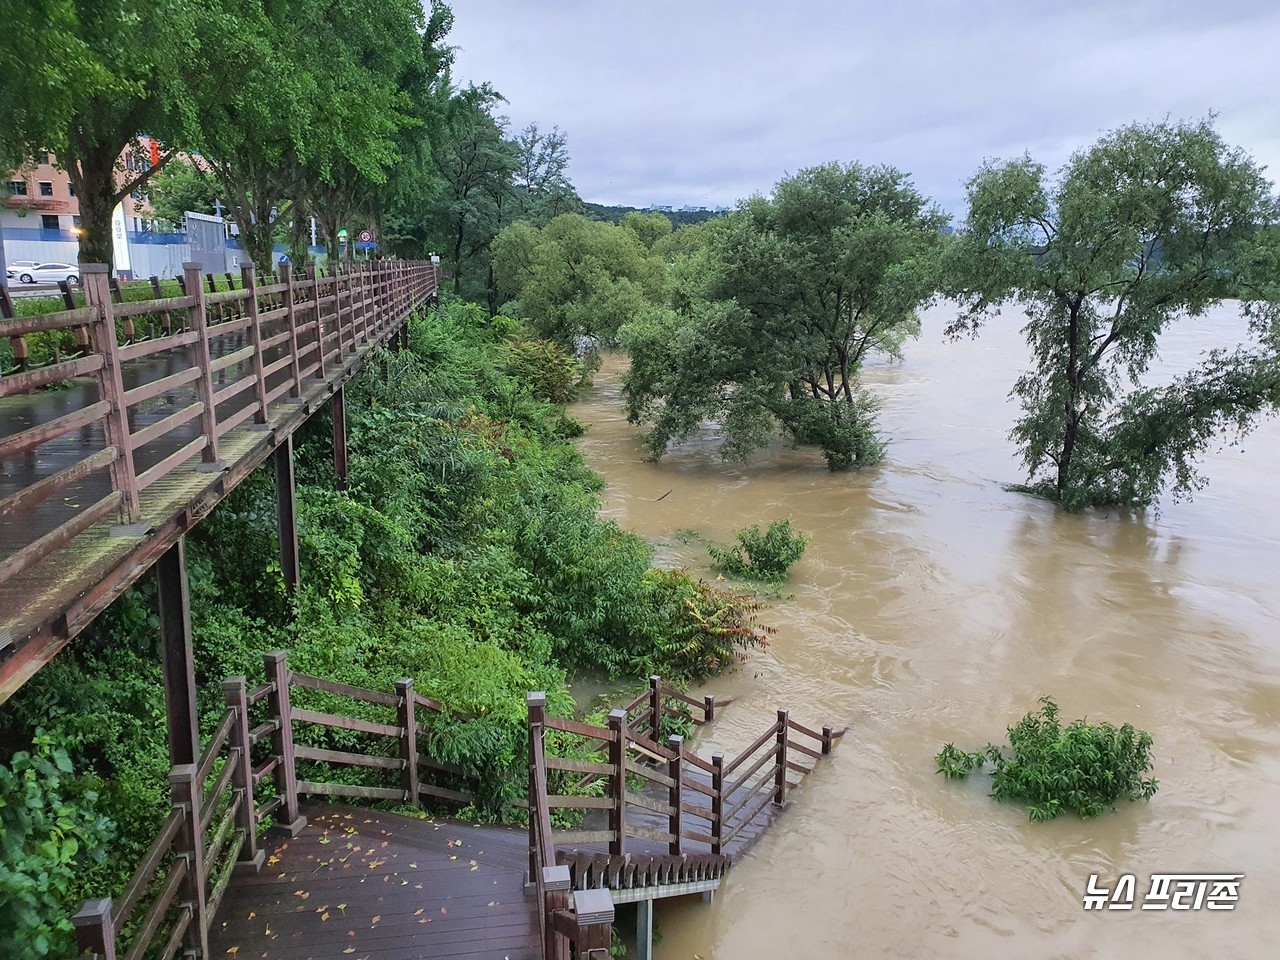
[
  {"xmin": 501, "ymin": 338, "xmax": 583, "ymax": 404},
  {"xmin": 936, "ymin": 697, "xmax": 1159, "ymax": 821},
  {"xmin": 709, "ymin": 519, "xmax": 810, "ymax": 580}
]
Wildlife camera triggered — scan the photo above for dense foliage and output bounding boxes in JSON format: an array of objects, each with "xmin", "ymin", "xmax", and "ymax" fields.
[
  {"xmin": 622, "ymin": 162, "xmax": 946, "ymax": 469},
  {"xmin": 936, "ymin": 698, "xmax": 1159, "ymax": 821},
  {"xmin": 0, "ymin": 299, "xmax": 770, "ymax": 955},
  {"xmin": 708, "ymin": 520, "xmax": 810, "ymax": 580},
  {"xmin": 946, "ymin": 117, "xmax": 1280, "ymax": 510}
]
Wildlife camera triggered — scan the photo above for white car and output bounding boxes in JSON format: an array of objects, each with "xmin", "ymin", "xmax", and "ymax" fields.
[
  {"xmin": 15, "ymin": 262, "xmax": 81, "ymax": 285},
  {"xmin": 5, "ymin": 259, "xmax": 41, "ymax": 279}
]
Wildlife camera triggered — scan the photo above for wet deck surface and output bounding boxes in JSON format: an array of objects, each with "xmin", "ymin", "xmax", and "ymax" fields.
[{"xmin": 210, "ymin": 805, "xmax": 540, "ymax": 960}]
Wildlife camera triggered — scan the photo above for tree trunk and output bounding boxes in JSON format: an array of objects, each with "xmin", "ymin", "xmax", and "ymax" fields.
[{"xmin": 71, "ymin": 145, "xmax": 122, "ymax": 271}]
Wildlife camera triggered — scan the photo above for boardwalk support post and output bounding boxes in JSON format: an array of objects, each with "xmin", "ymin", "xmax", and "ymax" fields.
[
  {"xmin": 668, "ymin": 734, "xmax": 684, "ymax": 856},
  {"xmin": 157, "ymin": 538, "xmax": 200, "ymax": 767},
  {"xmin": 224, "ymin": 677, "xmax": 264, "ymax": 873},
  {"xmin": 332, "ymin": 385, "xmax": 348, "ymax": 490},
  {"xmin": 710, "ymin": 752, "xmax": 725, "ymax": 855},
  {"xmin": 275, "ymin": 436, "xmax": 300, "ymax": 594},
  {"xmin": 704, "ymin": 693, "xmax": 716, "ymax": 723},
  {"xmin": 823, "ymin": 724, "xmax": 834, "ymax": 755},
  {"xmin": 72, "ymin": 899, "xmax": 117, "ymax": 960},
  {"xmin": 608, "ymin": 709, "xmax": 627, "ymax": 856},
  {"xmin": 775, "ymin": 708, "xmax": 789, "ymax": 806},
  {"xmin": 397, "ymin": 677, "xmax": 419, "ymax": 806},
  {"xmin": 544, "ymin": 865, "xmax": 572, "ymax": 960},
  {"xmin": 170, "ymin": 763, "xmax": 210, "ymax": 958},
  {"xmin": 574, "ymin": 887, "xmax": 615, "ymax": 959},
  {"xmin": 263, "ymin": 651, "xmax": 305, "ymax": 835},
  {"xmin": 636, "ymin": 896, "xmax": 655, "ymax": 960}
]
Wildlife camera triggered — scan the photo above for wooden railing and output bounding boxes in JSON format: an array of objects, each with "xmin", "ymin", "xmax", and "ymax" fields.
[
  {"xmin": 0, "ymin": 258, "xmax": 436, "ymax": 588},
  {"xmin": 71, "ymin": 650, "xmax": 481, "ymax": 960},
  {"xmin": 530, "ymin": 690, "xmax": 844, "ymax": 872},
  {"xmin": 528, "ymin": 693, "xmax": 615, "ymax": 960},
  {"xmin": 72, "ymin": 680, "xmax": 261, "ymax": 960}
]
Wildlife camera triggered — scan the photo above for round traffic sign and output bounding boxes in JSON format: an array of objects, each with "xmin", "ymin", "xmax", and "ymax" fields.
[{"xmin": 359, "ymin": 230, "xmax": 373, "ymax": 243}]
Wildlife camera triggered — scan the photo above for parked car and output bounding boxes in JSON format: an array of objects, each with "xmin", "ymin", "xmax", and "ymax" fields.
[
  {"xmin": 5, "ymin": 259, "xmax": 41, "ymax": 279},
  {"xmin": 14, "ymin": 262, "xmax": 80, "ymax": 285}
]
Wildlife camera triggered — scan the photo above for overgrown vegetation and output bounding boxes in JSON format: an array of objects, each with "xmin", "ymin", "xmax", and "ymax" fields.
[
  {"xmin": 0, "ymin": 298, "xmax": 770, "ymax": 954},
  {"xmin": 936, "ymin": 698, "xmax": 1159, "ymax": 821},
  {"xmin": 708, "ymin": 520, "xmax": 810, "ymax": 580}
]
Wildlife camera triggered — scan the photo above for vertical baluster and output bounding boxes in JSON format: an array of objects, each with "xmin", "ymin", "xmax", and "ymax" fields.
[
  {"xmin": 170, "ymin": 764, "xmax": 209, "ymax": 958},
  {"xmin": 82, "ymin": 264, "xmax": 141, "ymax": 522},
  {"xmin": 668, "ymin": 734, "xmax": 684, "ymax": 856},
  {"xmin": 281, "ymin": 264, "xmax": 301, "ymax": 397},
  {"xmin": 263, "ymin": 652, "xmax": 305, "ymax": 834},
  {"xmin": 223, "ymin": 678, "xmax": 264, "ymax": 872},
  {"xmin": 182, "ymin": 263, "xmax": 221, "ymax": 465},
  {"xmin": 775, "ymin": 709, "xmax": 789, "ymax": 805},
  {"xmin": 397, "ymin": 678, "xmax": 419, "ymax": 806},
  {"xmin": 648, "ymin": 675, "xmax": 662, "ymax": 742},
  {"xmin": 710, "ymin": 752, "xmax": 725, "ymax": 855},
  {"xmin": 72, "ymin": 899, "xmax": 117, "ymax": 960},
  {"xmin": 608, "ymin": 710, "xmax": 626, "ymax": 856},
  {"xmin": 240, "ymin": 264, "xmax": 269, "ymax": 424},
  {"xmin": 526, "ymin": 692, "xmax": 546, "ymax": 883}
]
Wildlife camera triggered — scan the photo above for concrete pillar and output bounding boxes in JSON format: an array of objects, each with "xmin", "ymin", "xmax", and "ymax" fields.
[{"xmin": 636, "ymin": 898, "xmax": 655, "ymax": 960}]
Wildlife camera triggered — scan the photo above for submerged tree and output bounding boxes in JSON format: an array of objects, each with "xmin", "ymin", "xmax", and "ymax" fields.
[
  {"xmin": 623, "ymin": 162, "xmax": 946, "ymax": 469},
  {"xmin": 947, "ymin": 117, "xmax": 1280, "ymax": 510}
]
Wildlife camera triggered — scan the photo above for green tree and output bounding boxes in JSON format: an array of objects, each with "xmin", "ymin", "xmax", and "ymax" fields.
[
  {"xmin": 620, "ymin": 211, "xmax": 673, "ymax": 249},
  {"xmin": 511, "ymin": 122, "xmax": 581, "ymax": 225},
  {"xmin": 946, "ymin": 118, "xmax": 1280, "ymax": 510},
  {"xmin": 429, "ymin": 87, "xmax": 520, "ymax": 306},
  {"xmin": 623, "ymin": 162, "xmax": 945, "ymax": 469},
  {"xmin": 141, "ymin": 159, "xmax": 218, "ymax": 231},
  {"xmin": 0, "ymin": 0, "xmax": 208, "ymax": 266},
  {"xmin": 492, "ymin": 214, "xmax": 664, "ymax": 344}
]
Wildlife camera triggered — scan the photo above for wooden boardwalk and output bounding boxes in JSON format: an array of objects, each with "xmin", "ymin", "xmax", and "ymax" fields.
[{"xmin": 209, "ymin": 805, "xmax": 540, "ymax": 960}]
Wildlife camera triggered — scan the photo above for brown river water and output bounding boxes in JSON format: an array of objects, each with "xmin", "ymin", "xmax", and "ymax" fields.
[{"xmin": 568, "ymin": 301, "xmax": 1280, "ymax": 960}]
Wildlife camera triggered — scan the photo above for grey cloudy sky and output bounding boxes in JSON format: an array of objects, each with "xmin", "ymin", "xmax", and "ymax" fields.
[{"xmin": 447, "ymin": 1, "xmax": 1280, "ymax": 216}]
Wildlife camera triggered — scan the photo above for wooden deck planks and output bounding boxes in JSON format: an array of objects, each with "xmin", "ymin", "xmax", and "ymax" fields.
[{"xmin": 208, "ymin": 805, "xmax": 539, "ymax": 960}]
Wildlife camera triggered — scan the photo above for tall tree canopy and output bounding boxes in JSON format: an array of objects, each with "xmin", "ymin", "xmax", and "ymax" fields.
[
  {"xmin": 623, "ymin": 162, "xmax": 946, "ymax": 469},
  {"xmin": 492, "ymin": 213, "xmax": 663, "ymax": 343},
  {"xmin": 0, "ymin": 0, "xmax": 207, "ymax": 265},
  {"xmin": 946, "ymin": 117, "xmax": 1280, "ymax": 510}
]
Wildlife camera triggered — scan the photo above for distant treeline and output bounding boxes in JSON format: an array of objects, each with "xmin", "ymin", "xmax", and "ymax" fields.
[{"xmin": 583, "ymin": 201, "xmax": 723, "ymax": 228}]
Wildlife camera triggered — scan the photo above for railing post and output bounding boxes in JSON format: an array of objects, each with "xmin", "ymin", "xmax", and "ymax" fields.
[
  {"xmin": 607, "ymin": 709, "xmax": 626, "ymax": 857},
  {"xmin": 397, "ymin": 678, "xmax": 419, "ymax": 807},
  {"xmin": 170, "ymin": 764, "xmax": 209, "ymax": 958},
  {"xmin": 527, "ymin": 692, "xmax": 546, "ymax": 884},
  {"xmin": 81, "ymin": 264, "xmax": 141, "ymax": 522},
  {"xmin": 822, "ymin": 724, "xmax": 834, "ymax": 756},
  {"xmin": 281, "ymin": 263, "xmax": 301, "ymax": 398},
  {"xmin": 775, "ymin": 709, "xmax": 789, "ymax": 806},
  {"xmin": 183, "ymin": 262, "xmax": 221, "ymax": 465},
  {"xmin": 704, "ymin": 694, "xmax": 716, "ymax": 724},
  {"xmin": 667, "ymin": 734, "xmax": 684, "ymax": 856},
  {"xmin": 307, "ymin": 263, "xmax": 325, "ymax": 379},
  {"xmin": 543, "ymin": 865, "xmax": 571, "ymax": 960},
  {"xmin": 648, "ymin": 675, "xmax": 662, "ymax": 742},
  {"xmin": 710, "ymin": 752, "xmax": 724, "ymax": 855},
  {"xmin": 241, "ymin": 263, "xmax": 270, "ymax": 424},
  {"xmin": 572, "ymin": 888, "xmax": 615, "ymax": 959},
  {"xmin": 263, "ymin": 652, "xmax": 305, "ymax": 835},
  {"xmin": 223, "ymin": 677, "xmax": 264, "ymax": 873},
  {"xmin": 73, "ymin": 899, "xmax": 117, "ymax": 960}
]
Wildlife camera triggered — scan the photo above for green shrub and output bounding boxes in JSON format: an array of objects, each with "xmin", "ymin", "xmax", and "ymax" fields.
[
  {"xmin": 709, "ymin": 519, "xmax": 810, "ymax": 580},
  {"xmin": 501, "ymin": 338, "xmax": 584, "ymax": 404},
  {"xmin": 936, "ymin": 697, "xmax": 1159, "ymax": 821},
  {"xmin": 0, "ymin": 736, "xmax": 113, "ymax": 958}
]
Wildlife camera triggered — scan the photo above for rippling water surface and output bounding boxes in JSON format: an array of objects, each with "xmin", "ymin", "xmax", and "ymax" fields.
[{"xmin": 568, "ymin": 302, "xmax": 1280, "ymax": 960}]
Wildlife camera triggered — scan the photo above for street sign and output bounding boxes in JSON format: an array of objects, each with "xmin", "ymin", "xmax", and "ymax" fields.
[
  {"xmin": 358, "ymin": 230, "xmax": 373, "ymax": 243},
  {"xmin": 337, "ymin": 228, "xmax": 349, "ymax": 242}
]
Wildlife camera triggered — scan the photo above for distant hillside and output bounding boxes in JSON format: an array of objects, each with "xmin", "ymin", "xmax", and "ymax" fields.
[{"xmin": 583, "ymin": 201, "xmax": 724, "ymax": 228}]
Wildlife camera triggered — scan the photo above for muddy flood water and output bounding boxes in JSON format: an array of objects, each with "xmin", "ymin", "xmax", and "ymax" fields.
[{"xmin": 568, "ymin": 301, "xmax": 1280, "ymax": 960}]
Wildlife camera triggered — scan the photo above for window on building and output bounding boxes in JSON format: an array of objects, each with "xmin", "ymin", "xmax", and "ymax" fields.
[
  {"xmin": 73, "ymin": 216, "xmax": 81, "ymax": 228},
  {"xmin": 41, "ymin": 214, "xmax": 61, "ymax": 231},
  {"xmin": 68, "ymin": 183, "xmax": 76, "ymax": 198},
  {"xmin": 8, "ymin": 180, "xmax": 27, "ymax": 196},
  {"xmin": 39, "ymin": 181, "xmax": 54, "ymax": 197}
]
